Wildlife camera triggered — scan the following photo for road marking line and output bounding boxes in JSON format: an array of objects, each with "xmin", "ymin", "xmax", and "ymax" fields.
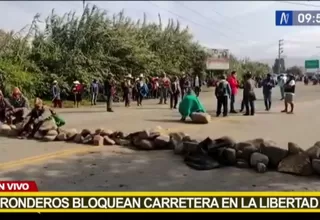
[{"xmin": 0, "ymin": 146, "xmax": 102, "ymax": 171}]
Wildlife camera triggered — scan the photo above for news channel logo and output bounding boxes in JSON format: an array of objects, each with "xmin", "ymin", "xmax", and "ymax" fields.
[{"xmin": 275, "ymin": 11, "xmax": 293, "ymax": 26}]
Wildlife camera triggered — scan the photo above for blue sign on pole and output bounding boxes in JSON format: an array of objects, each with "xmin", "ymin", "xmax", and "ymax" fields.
[{"xmin": 275, "ymin": 11, "xmax": 293, "ymax": 26}]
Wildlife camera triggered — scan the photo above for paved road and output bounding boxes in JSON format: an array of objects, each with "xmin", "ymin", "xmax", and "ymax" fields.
[{"xmin": 1, "ymin": 83, "xmax": 320, "ymax": 191}]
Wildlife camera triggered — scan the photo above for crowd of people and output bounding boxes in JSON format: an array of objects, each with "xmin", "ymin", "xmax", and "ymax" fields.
[
  {"xmin": 50, "ymin": 70, "xmax": 296, "ymax": 118},
  {"xmin": 212, "ymin": 72, "xmax": 296, "ymax": 117},
  {"xmin": 73, "ymin": 71, "xmax": 296, "ymax": 119},
  {"xmin": 50, "ymin": 72, "xmax": 202, "ymax": 112},
  {"xmin": 0, "ymin": 71, "xmax": 296, "ymax": 137}
]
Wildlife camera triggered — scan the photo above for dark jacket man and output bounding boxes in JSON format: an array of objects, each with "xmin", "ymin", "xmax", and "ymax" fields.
[
  {"xmin": 104, "ymin": 74, "xmax": 115, "ymax": 112},
  {"xmin": 262, "ymin": 73, "xmax": 275, "ymax": 111},
  {"xmin": 215, "ymin": 75, "xmax": 231, "ymax": 117},
  {"xmin": 169, "ymin": 76, "xmax": 181, "ymax": 109}
]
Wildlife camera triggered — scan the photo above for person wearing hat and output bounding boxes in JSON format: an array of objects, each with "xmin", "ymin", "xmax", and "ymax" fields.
[
  {"xmin": 9, "ymin": 87, "xmax": 30, "ymax": 124},
  {"xmin": 72, "ymin": 80, "xmax": 83, "ymax": 108},
  {"xmin": 262, "ymin": 73, "xmax": 276, "ymax": 111},
  {"xmin": 281, "ymin": 73, "xmax": 295, "ymax": 114},
  {"xmin": 52, "ymin": 80, "xmax": 62, "ymax": 108},
  {"xmin": 123, "ymin": 74, "xmax": 133, "ymax": 107},
  {"xmin": 103, "ymin": 73, "xmax": 115, "ymax": 112},
  {"xmin": 135, "ymin": 74, "xmax": 148, "ymax": 106},
  {"xmin": 0, "ymin": 90, "xmax": 14, "ymax": 124},
  {"xmin": 90, "ymin": 79, "xmax": 99, "ymax": 105},
  {"xmin": 242, "ymin": 72, "xmax": 256, "ymax": 116}
]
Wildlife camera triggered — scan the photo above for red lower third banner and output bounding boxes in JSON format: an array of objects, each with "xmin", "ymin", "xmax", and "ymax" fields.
[{"xmin": 0, "ymin": 181, "xmax": 38, "ymax": 192}]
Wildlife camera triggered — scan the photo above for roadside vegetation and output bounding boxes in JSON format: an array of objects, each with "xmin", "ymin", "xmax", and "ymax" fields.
[{"xmin": 0, "ymin": 4, "xmax": 270, "ymax": 100}]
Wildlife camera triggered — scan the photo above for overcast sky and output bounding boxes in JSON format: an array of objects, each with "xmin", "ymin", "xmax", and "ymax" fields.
[{"xmin": 1, "ymin": 1, "xmax": 320, "ymax": 60}]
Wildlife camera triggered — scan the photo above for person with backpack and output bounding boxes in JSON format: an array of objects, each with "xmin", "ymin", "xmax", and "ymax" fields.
[
  {"xmin": 215, "ymin": 75, "xmax": 231, "ymax": 117},
  {"xmin": 281, "ymin": 73, "xmax": 296, "ymax": 114}
]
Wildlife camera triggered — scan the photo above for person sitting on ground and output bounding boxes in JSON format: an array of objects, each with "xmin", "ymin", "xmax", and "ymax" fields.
[
  {"xmin": 18, "ymin": 98, "xmax": 57, "ymax": 139},
  {"xmin": 8, "ymin": 87, "xmax": 30, "ymax": 124},
  {"xmin": 178, "ymin": 88, "xmax": 206, "ymax": 122},
  {"xmin": 0, "ymin": 90, "xmax": 14, "ymax": 124}
]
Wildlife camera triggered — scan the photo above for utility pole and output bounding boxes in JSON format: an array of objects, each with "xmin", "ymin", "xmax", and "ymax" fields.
[{"xmin": 278, "ymin": 39, "xmax": 284, "ymax": 74}]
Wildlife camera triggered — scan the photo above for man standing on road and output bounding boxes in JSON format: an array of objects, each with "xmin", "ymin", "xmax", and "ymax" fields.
[
  {"xmin": 179, "ymin": 73, "xmax": 187, "ymax": 99},
  {"xmin": 170, "ymin": 76, "xmax": 181, "ymax": 109},
  {"xmin": 215, "ymin": 75, "xmax": 231, "ymax": 117},
  {"xmin": 243, "ymin": 72, "xmax": 256, "ymax": 116},
  {"xmin": 281, "ymin": 74, "xmax": 295, "ymax": 114},
  {"xmin": 158, "ymin": 72, "xmax": 170, "ymax": 104},
  {"xmin": 104, "ymin": 73, "xmax": 115, "ymax": 112},
  {"xmin": 90, "ymin": 79, "xmax": 99, "ymax": 105},
  {"xmin": 278, "ymin": 74, "xmax": 287, "ymax": 100},
  {"xmin": 262, "ymin": 73, "xmax": 276, "ymax": 111},
  {"xmin": 227, "ymin": 71, "xmax": 239, "ymax": 113},
  {"xmin": 193, "ymin": 74, "xmax": 202, "ymax": 97},
  {"xmin": 123, "ymin": 74, "xmax": 133, "ymax": 107},
  {"xmin": 52, "ymin": 80, "xmax": 62, "ymax": 108},
  {"xmin": 136, "ymin": 74, "xmax": 148, "ymax": 106}
]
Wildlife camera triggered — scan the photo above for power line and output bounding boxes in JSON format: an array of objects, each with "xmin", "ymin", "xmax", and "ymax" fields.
[
  {"xmin": 280, "ymin": 1, "xmax": 320, "ymax": 8},
  {"xmin": 175, "ymin": 1, "xmax": 293, "ymax": 53},
  {"xmin": 147, "ymin": 1, "xmax": 248, "ymax": 46},
  {"xmin": 175, "ymin": 1, "xmax": 248, "ymax": 39}
]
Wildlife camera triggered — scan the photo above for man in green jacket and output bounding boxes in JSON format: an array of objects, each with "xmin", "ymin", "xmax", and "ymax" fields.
[{"xmin": 179, "ymin": 88, "xmax": 206, "ymax": 121}]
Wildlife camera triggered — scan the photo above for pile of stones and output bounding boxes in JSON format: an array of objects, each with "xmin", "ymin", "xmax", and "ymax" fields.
[{"xmin": 0, "ymin": 123, "xmax": 320, "ymax": 177}]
